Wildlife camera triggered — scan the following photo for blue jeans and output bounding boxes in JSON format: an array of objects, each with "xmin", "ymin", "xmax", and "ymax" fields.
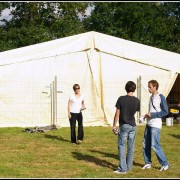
[
  {"xmin": 143, "ymin": 125, "xmax": 168, "ymax": 166},
  {"xmin": 118, "ymin": 124, "xmax": 136, "ymax": 172}
]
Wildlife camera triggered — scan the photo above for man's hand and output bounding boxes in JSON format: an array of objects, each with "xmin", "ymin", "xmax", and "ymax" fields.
[
  {"xmin": 145, "ymin": 113, "xmax": 151, "ymax": 118},
  {"xmin": 112, "ymin": 127, "xmax": 118, "ymax": 135}
]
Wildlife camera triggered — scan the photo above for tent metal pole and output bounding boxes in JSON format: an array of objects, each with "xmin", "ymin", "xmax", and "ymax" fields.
[
  {"xmin": 50, "ymin": 83, "xmax": 53, "ymax": 125},
  {"xmin": 54, "ymin": 76, "xmax": 57, "ymax": 126},
  {"xmin": 137, "ymin": 76, "xmax": 141, "ymax": 122},
  {"xmin": 52, "ymin": 81, "xmax": 55, "ymax": 124}
]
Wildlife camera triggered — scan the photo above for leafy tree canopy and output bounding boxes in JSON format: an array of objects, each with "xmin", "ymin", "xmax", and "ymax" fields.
[
  {"xmin": 0, "ymin": 2, "xmax": 179, "ymax": 53},
  {"xmin": 0, "ymin": 2, "xmax": 90, "ymax": 51},
  {"xmin": 83, "ymin": 2, "xmax": 180, "ymax": 53}
]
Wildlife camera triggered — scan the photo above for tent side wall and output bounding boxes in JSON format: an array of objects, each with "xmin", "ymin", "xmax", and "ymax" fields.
[
  {"xmin": 0, "ymin": 51, "xmax": 106, "ymax": 127},
  {"xmin": 0, "ymin": 31, "xmax": 180, "ymax": 127}
]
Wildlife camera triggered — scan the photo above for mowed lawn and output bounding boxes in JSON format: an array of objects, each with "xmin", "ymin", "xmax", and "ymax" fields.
[{"xmin": 0, "ymin": 122, "xmax": 179, "ymax": 178}]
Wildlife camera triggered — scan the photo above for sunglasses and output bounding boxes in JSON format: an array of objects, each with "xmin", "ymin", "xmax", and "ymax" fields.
[{"xmin": 74, "ymin": 87, "xmax": 80, "ymax": 90}]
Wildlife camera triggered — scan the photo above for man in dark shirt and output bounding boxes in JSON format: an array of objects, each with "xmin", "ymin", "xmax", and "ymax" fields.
[{"xmin": 113, "ymin": 81, "xmax": 140, "ymax": 174}]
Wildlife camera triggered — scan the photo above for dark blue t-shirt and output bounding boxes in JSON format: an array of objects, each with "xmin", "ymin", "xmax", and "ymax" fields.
[{"xmin": 115, "ymin": 95, "xmax": 140, "ymax": 126}]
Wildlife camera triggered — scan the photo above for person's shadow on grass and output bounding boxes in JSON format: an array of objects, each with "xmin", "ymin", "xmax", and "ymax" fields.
[
  {"xmin": 169, "ymin": 134, "xmax": 180, "ymax": 139},
  {"xmin": 90, "ymin": 149, "xmax": 144, "ymax": 168},
  {"xmin": 44, "ymin": 134, "xmax": 69, "ymax": 142},
  {"xmin": 90, "ymin": 149, "xmax": 118, "ymax": 159},
  {"xmin": 72, "ymin": 151, "xmax": 117, "ymax": 170},
  {"xmin": 133, "ymin": 161, "xmax": 144, "ymax": 168}
]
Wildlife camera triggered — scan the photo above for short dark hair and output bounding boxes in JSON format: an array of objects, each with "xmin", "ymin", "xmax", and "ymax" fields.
[
  {"xmin": 73, "ymin": 84, "xmax": 80, "ymax": 91},
  {"xmin": 148, "ymin": 80, "xmax": 159, "ymax": 90},
  {"xmin": 125, "ymin": 81, "xmax": 136, "ymax": 93}
]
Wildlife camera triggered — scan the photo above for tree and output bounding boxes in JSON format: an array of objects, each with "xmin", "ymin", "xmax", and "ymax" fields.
[
  {"xmin": 0, "ymin": 2, "xmax": 89, "ymax": 51},
  {"xmin": 83, "ymin": 2, "xmax": 180, "ymax": 53},
  {"xmin": 0, "ymin": 2, "xmax": 179, "ymax": 53}
]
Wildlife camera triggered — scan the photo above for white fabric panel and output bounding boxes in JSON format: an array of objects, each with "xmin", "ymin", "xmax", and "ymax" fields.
[
  {"xmin": 93, "ymin": 32, "xmax": 180, "ymax": 73},
  {"xmin": 94, "ymin": 52, "xmax": 178, "ymax": 125},
  {"xmin": 53, "ymin": 52, "xmax": 105, "ymax": 127},
  {"xmin": 0, "ymin": 51, "xmax": 105, "ymax": 127},
  {"xmin": 0, "ymin": 32, "xmax": 93, "ymax": 65}
]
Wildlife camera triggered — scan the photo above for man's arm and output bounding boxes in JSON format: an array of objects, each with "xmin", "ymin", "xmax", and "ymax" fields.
[
  {"xmin": 112, "ymin": 108, "xmax": 120, "ymax": 135},
  {"xmin": 113, "ymin": 108, "xmax": 120, "ymax": 128},
  {"xmin": 150, "ymin": 94, "xmax": 169, "ymax": 118}
]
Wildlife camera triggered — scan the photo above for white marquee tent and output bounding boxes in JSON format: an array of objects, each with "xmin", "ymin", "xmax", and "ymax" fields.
[{"xmin": 0, "ymin": 31, "xmax": 179, "ymax": 128}]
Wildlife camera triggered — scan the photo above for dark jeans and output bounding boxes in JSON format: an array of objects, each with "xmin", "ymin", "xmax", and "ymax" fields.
[{"xmin": 69, "ymin": 112, "xmax": 84, "ymax": 143}]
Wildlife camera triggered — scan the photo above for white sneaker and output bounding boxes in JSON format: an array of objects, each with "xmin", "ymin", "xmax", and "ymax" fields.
[
  {"xmin": 114, "ymin": 167, "xmax": 127, "ymax": 174},
  {"xmin": 141, "ymin": 164, "xmax": 151, "ymax": 169},
  {"xmin": 77, "ymin": 140, "xmax": 83, "ymax": 144},
  {"xmin": 159, "ymin": 163, "xmax": 171, "ymax": 171}
]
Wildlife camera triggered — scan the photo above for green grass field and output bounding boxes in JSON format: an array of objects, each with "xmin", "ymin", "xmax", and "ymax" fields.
[{"xmin": 0, "ymin": 122, "xmax": 179, "ymax": 178}]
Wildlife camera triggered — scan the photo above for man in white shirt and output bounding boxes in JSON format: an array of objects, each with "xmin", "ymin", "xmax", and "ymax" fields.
[{"xmin": 142, "ymin": 80, "xmax": 171, "ymax": 171}]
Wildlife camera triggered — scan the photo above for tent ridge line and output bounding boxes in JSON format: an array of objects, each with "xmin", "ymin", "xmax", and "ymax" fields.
[
  {"xmin": 101, "ymin": 50, "xmax": 170, "ymax": 72},
  {"xmin": 0, "ymin": 50, "xmax": 89, "ymax": 66}
]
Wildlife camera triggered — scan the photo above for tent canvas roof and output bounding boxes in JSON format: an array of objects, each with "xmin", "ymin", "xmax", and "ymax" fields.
[{"xmin": 0, "ymin": 31, "xmax": 180, "ymax": 73}]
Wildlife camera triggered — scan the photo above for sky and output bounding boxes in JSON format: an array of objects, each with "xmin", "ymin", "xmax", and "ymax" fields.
[
  {"xmin": 2, "ymin": 8, "xmax": 11, "ymax": 20},
  {"xmin": 0, "ymin": 8, "xmax": 12, "ymax": 25},
  {"xmin": 0, "ymin": 4, "xmax": 94, "ymax": 25}
]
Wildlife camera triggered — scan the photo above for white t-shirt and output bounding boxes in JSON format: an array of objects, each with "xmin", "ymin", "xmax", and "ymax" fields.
[
  {"xmin": 69, "ymin": 94, "xmax": 84, "ymax": 113},
  {"xmin": 147, "ymin": 93, "xmax": 162, "ymax": 129}
]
